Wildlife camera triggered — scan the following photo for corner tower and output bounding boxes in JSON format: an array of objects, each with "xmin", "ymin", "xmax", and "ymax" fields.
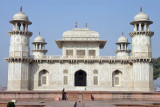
[
  {"xmin": 5, "ymin": 7, "xmax": 32, "ymax": 91},
  {"xmin": 130, "ymin": 8, "xmax": 154, "ymax": 58},
  {"xmin": 129, "ymin": 8, "xmax": 154, "ymax": 91}
]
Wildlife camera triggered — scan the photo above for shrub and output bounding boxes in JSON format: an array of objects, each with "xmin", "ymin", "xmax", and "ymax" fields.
[{"xmin": 7, "ymin": 102, "xmax": 15, "ymax": 107}]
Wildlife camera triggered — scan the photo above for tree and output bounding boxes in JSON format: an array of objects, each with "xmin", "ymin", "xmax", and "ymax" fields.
[{"xmin": 153, "ymin": 57, "xmax": 160, "ymax": 80}]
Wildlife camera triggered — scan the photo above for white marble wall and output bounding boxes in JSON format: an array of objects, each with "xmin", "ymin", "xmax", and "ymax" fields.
[
  {"xmin": 132, "ymin": 35, "xmax": 152, "ymax": 58},
  {"xmin": 8, "ymin": 62, "xmax": 29, "ymax": 91},
  {"xmin": 29, "ymin": 61, "xmax": 135, "ymax": 91},
  {"xmin": 9, "ymin": 34, "xmax": 30, "ymax": 58}
]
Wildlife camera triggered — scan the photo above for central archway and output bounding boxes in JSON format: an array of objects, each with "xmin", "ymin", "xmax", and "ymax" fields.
[{"xmin": 75, "ymin": 70, "xmax": 87, "ymax": 86}]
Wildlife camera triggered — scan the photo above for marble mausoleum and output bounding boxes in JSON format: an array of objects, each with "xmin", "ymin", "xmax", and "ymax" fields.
[{"xmin": 5, "ymin": 7, "xmax": 154, "ymax": 92}]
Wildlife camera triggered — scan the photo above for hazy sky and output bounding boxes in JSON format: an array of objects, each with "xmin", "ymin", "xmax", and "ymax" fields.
[{"xmin": 0, "ymin": 0, "xmax": 160, "ymax": 86}]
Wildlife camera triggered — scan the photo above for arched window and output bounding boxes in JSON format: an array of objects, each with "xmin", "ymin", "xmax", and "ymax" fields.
[
  {"xmin": 38, "ymin": 70, "xmax": 49, "ymax": 86},
  {"xmin": 93, "ymin": 70, "xmax": 98, "ymax": 85},
  {"xmin": 112, "ymin": 70, "xmax": 122, "ymax": 87}
]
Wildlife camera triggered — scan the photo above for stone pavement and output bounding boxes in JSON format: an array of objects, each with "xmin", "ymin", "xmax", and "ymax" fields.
[{"xmin": 10, "ymin": 99, "xmax": 160, "ymax": 107}]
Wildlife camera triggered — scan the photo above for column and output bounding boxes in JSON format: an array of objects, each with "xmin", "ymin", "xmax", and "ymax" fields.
[
  {"xmin": 118, "ymin": 45, "xmax": 120, "ymax": 50},
  {"xmin": 15, "ymin": 22, "xmax": 18, "ymax": 31},
  {"xmin": 25, "ymin": 24, "xmax": 28, "ymax": 31},
  {"xmin": 139, "ymin": 23, "xmax": 142, "ymax": 31},
  {"xmin": 21, "ymin": 22, "xmax": 23, "ymax": 31},
  {"xmin": 125, "ymin": 44, "xmax": 127, "ymax": 50},
  {"xmin": 134, "ymin": 24, "xmax": 137, "ymax": 31},
  {"xmin": 13, "ymin": 24, "xmax": 15, "ymax": 31},
  {"xmin": 121, "ymin": 44, "xmax": 123, "ymax": 50},
  {"xmin": 36, "ymin": 44, "xmax": 38, "ymax": 50},
  {"xmin": 40, "ymin": 44, "xmax": 42, "ymax": 49},
  {"xmin": 144, "ymin": 23, "xmax": 147, "ymax": 31},
  {"xmin": 148, "ymin": 26, "xmax": 149, "ymax": 31}
]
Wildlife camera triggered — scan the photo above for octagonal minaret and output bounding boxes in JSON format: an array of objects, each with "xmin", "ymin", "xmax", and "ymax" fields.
[
  {"xmin": 32, "ymin": 32, "xmax": 47, "ymax": 58},
  {"xmin": 6, "ymin": 7, "xmax": 32, "ymax": 91},
  {"xmin": 129, "ymin": 8, "xmax": 154, "ymax": 91},
  {"xmin": 130, "ymin": 8, "xmax": 154, "ymax": 58},
  {"xmin": 115, "ymin": 33, "xmax": 131, "ymax": 56}
]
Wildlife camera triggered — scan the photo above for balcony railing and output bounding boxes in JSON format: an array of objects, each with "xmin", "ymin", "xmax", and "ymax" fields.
[{"xmin": 30, "ymin": 55, "xmax": 133, "ymax": 60}]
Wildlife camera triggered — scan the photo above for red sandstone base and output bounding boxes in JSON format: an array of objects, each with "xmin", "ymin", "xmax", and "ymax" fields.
[{"xmin": 0, "ymin": 91, "xmax": 160, "ymax": 101}]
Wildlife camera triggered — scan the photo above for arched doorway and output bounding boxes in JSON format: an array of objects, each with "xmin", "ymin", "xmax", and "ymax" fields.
[{"xmin": 75, "ymin": 70, "xmax": 87, "ymax": 86}]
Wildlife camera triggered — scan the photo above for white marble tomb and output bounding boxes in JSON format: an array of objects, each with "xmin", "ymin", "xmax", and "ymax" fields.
[{"xmin": 5, "ymin": 7, "xmax": 154, "ymax": 91}]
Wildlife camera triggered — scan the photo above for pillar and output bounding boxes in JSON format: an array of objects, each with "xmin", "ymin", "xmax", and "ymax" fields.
[
  {"xmin": 39, "ymin": 44, "xmax": 42, "ymax": 49},
  {"xmin": 118, "ymin": 45, "xmax": 120, "ymax": 50},
  {"xmin": 15, "ymin": 22, "xmax": 18, "ymax": 31},
  {"xmin": 25, "ymin": 24, "xmax": 28, "ymax": 31},
  {"xmin": 144, "ymin": 23, "xmax": 147, "ymax": 31},
  {"xmin": 139, "ymin": 23, "xmax": 142, "ymax": 31},
  {"xmin": 21, "ymin": 22, "xmax": 23, "ymax": 31},
  {"xmin": 134, "ymin": 24, "xmax": 137, "ymax": 31}
]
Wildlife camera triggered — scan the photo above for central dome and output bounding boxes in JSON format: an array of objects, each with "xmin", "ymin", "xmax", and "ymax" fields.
[{"xmin": 62, "ymin": 28, "xmax": 100, "ymax": 40}]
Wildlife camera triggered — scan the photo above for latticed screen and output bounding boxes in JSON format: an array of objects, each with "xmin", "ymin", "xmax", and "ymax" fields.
[
  {"xmin": 94, "ymin": 76, "xmax": 98, "ymax": 85},
  {"xmin": 77, "ymin": 50, "xmax": 85, "ymax": 57},
  {"xmin": 42, "ymin": 76, "xmax": 46, "ymax": 85},
  {"xmin": 115, "ymin": 77, "xmax": 119, "ymax": 85},
  {"xmin": 66, "ymin": 50, "xmax": 73, "ymax": 56},
  {"xmin": 89, "ymin": 50, "xmax": 95, "ymax": 56},
  {"xmin": 64, "ymin": 76, "xmax": 68, "ymax": 85}
]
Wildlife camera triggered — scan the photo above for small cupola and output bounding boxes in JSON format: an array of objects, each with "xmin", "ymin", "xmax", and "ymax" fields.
[
  {"xmin": 32, "ymin": 32, "xmax": 48, "ymax": 58},
  {"xmin": 115, "ymin": 33, "xmax": 131, "ymax": 56}
]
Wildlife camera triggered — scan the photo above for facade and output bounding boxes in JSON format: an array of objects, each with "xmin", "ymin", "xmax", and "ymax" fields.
[{"xmin": 5, "ymin": 7, "xmax": 154, "ymax": 91}]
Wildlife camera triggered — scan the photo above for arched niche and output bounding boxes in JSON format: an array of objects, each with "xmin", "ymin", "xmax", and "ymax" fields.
[{"xmin": 38, "ymin": 69, "xmax": 49, "ymax": 86}]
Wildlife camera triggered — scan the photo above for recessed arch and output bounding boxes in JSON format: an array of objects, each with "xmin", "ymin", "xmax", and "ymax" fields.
[
  {"xmin": 74, "ymin": 70, "xmax": 87, "ymax": 86},
  {"xmin": 112, "ymin": 70, "xmax": 122, "ymax": 87},
  {"xmin": 38, "ymin": 69, "xmax": 49, "ymax": 86}
]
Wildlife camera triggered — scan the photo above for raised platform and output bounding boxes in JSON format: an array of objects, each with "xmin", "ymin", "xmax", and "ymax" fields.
[{"xmin": 0, "ymin": 91, "xmax": 160, "ymax": 101}]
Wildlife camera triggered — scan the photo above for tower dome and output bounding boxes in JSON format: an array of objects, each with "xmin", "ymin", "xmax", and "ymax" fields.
[
  {"xmin": 134, "ymin": 12, "xmax": 149, "ymax": 21},
  {"xmin": 13, "ymin": 12, "xmax": 28, "ymax": 21},
  {"xmin": 9, "ymin": 7, "xmax": 32, "ymax": 25},
  {"xmin": 34, "ymin": 33, "xmax": 46, "ymax": 43},
  {"xmin": 130, "ymin": 7, "xmax": 152, "ymax": 25},
  {"xmin": 118, "ymin": 35, "xmax": 128, "ymax": 43}
]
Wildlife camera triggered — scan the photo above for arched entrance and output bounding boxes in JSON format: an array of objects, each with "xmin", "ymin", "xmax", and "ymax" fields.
[{"xmin": 75, "ymin": 70, "xmax": 87, "ymax": 86}]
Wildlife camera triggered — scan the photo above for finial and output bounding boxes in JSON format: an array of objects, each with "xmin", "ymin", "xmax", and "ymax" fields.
[
  {"xmin": 20, "ymin": 6, "xmax": 22, "ymax": 12},
  {"xmin": 140, "ymin": 7, "xmax": 142, "ymax": 12},
  {"xmin": 122, "ymin": 32, "xmax": 124, "ymax": 36},
  {"xmin": 39, "ymin": 32, "xmax": 40, "ymax": 36},
  {"xmin": 85, "ymin": 22, "xmax": 87, "ymax": 28},
  {"xmin": 75, "ymin": 22, "xmax": 77, "ymax": 28}
]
